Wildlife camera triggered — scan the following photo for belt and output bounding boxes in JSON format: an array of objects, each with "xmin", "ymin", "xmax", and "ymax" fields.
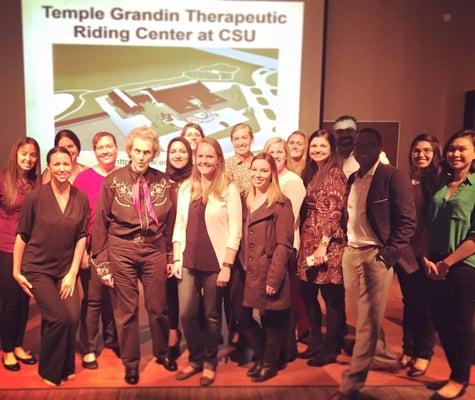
[{"xmin": 122, "ymin": 233, "xmax": 161, "ymax": 244}]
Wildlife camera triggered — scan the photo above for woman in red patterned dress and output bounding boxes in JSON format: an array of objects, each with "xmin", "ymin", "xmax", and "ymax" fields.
[{"xmin": 297, "ymin": 129, "xmax": 347, "ymax": 367}]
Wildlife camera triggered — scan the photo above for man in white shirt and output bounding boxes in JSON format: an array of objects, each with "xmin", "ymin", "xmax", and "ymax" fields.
[{"xmin": 332, "ymin": 128, "xmax": 417, "ymax": 400}]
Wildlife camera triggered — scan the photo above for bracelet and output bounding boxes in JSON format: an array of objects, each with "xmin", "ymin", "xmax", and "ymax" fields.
[
  {"xmin": 222, "ymin": 262, "xmax": 233, "ymax": 269},
  {"xmin": 319, "ymin": 239, "xmax": 330, "ymax": 247}
]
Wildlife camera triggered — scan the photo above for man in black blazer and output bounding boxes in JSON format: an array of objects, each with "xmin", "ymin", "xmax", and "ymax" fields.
[{"xmin": 332, "ymin": 128, "xmax": 417, "ymax": 400}]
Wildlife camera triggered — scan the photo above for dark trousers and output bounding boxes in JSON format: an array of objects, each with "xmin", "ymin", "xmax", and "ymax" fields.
[
  {"xmin": 0, "ymin": 251, "xmax": 29, "ymax": 352},
  {"xmin": 79, "ymin": 266, "xmax": 118, "ymax": 355},
  {"xmin": 179, "ymin": 267, "xmax": 222, "ymax": 370},
  {"xmin": 430, "ymin": 262, "xmax": 475, "ymax": 383},
  {"xmin": 166, "ymin": 277, "xmax": 179, "ymax": 330},
  {"xmin": 395, "ymin": 264, "xmax": 434, "ymax": 359},
  {"xmin": 25, "ymin": 272, "xmax": 79, "ymax": 385},
  {"xmin": 282, "ymin": 250, "xmax": 298, "ymax": 358},
  {"xmin": 300, "ymin": 280, "xmax": 346, "ymax": 354},
  {"xmin": 238, "ymin": 306, "xmax": 290, "ymax": 367},
  {"xmin": 108, "ymin": 236, "xmax": 169, "ymax": 369}
]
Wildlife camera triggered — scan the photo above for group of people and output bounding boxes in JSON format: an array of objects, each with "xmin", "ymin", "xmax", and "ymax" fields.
[{"xmin": 0, "ymin": 117, "xmax": 473, "ymax": 400}]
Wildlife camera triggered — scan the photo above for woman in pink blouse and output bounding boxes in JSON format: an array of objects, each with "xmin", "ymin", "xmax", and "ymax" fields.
[{"xmin": 0, "ymin": 138, "xmax": 41, "ymax": 371}]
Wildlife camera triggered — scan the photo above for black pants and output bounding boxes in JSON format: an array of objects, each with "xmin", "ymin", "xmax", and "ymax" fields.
[
  {"xmin": 0, "ymin": 251, "xmax": 30, "ymax": 353},
  {"xmin": 395, "ymin": 264, "xmax": 434, "ymax": 359},
  {"xmin": 299, "ymin": 280, "xmax": 345, "ymax": 354},
  {"xmin": 430, "ymin": 262, "xmax": 475, "ymax": 383},
  {"xmin": 25, "ymin": 272, "xmax": 79, "ymax": 385},
  {"xmin": 79, "ymin": 266, "xmax": 118, "ymax": 355},
  {"xmin": 166, "ymin": 277, "xmax": 179, "ymax": 330},
  {"xmin": 108, "ymin": 236, "xmax": 169, "ymax": 369},
  {"xmin": 282, "ymin": 250, "xmax": 298, "ymax": 359}
]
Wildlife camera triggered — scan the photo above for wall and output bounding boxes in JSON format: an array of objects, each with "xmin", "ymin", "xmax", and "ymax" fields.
[
  {"xmin": 322, "ymin": 0, "xmax": 475, "ymax": 168},
  {"xmin": 1, "ymin": 1, "xmax": 475, "ymax": 168}
]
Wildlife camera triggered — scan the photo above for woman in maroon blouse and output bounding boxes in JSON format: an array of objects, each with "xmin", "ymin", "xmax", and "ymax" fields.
[
  {"xmin": 13, "ymin": 146, "xmax": 89, "ymax": 386},
  {"xmin": 0, "ymin": 137, "xmax": 41, "ymax": 371},
  {"xmin": 297, "ymin": 129, "xmax": 347, "ymax": 366}
]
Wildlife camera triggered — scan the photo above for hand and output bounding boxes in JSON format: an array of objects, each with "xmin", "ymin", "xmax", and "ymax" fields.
[
  {"xmin": 80, "ymin": 252, "xmax": 90, "ymax": 270},
  {"xmin": 423, "ymin": 257, "xmax": 444, "ymax": 280},
  {"xmin": 13, "ymin": 273, "xmax": 34, "ymax": 297},
  {"xmin": 313, "ymin": 245, "xmax": 328, "ymax": 266},
  {"xmin": 59, "ymin": 272, "xmax": 76, "ymax": 299},
  {"xmin": 101, "ymin": 273, "xmax": 114, "ymax": 288},
  {"xmin": 172, "ymin": 261, "xmax": 182, "ymax": 280},
  {"xmin": 166, "ymin": 263, "xmax": 174, "ymax": 278},
  {"xmin": 435, "ymin": 260, "xmax": 451, "ymax": 279},
  {"xmin": 217, "ymin": 267, "xmax": 231, "ymax": 287},
  {"xmin": 266, "ymin": 285, "xmax": 277, "ymax": 296}
]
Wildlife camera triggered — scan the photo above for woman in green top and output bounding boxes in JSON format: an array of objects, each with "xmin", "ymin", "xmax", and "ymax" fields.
[{"xmin": 423, "ymin": 129, "xmax": 475, "ymax": 400}]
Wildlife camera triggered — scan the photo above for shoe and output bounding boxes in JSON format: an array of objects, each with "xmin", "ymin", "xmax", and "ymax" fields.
[
  {"xmin": 296, "ymin": 346, "xmax": 321, "ymax": 359},
  {"xmin": 155, "ymin": 354, "xmax": 178, "ymax": 371},
  {"xmin": 251, "ymin": 363, "xmax": 277, "ymax": 382},
  {"xmin": 369, "ymin": 359, "xmax": 400, "ymax": 373},
  {"xmin": 247, "ymin": 361, "xmax": 262, "ymax": 378},
  {"xmin": 427, "ymin": 380, "xmax": 449, "ymax": 391},
  {"xmin": 407, "ymin": 359, "xmax": 429, "ymax": 378},
  {"xmin": 15, "ymin": 354, "xmax": 37, "ymax": 365},
  {"xmin": 307, "ymin": 352, "xmax": 338, "ymax": 367},
  {"xmin": 175, "ymin": 365, "xmax": 203, "ymax": 381},
  {"xmin": 398, "ymin": 354, "xmax": 414, "ymax": 369},
  {"xmin": 199, "ymin": 370, "xmax": 215, "ymax": 387},
  {"xmin": 82, "ymin": 359, "xmax": 98, "ymax": 370},
  {"xmin": 124, "ymin": 367, "xmax": 139, "ymax": 385},
  {"xmin": 430, "ymin": 383, "xmax": 468, "ymax": 400},
  {"xmin": 2, "ymin": 357, "xmax": 20, "ymax": 372}
]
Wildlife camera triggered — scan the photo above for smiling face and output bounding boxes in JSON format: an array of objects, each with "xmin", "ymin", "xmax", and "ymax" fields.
[
  {"xmin": 17, "ymin": 143, "xmax": 38, "ymax": 174},
  {"xmin": 288, "ymin": 133, "xmax": 306, "ymax": 160},
  {"xmin": 267, "ymin": 142, "xmax": 287, "ymax": 173},
  {"xmin": 94, "ymin": 135, "xmax": 118, "ymax": 168},
  {"xmin": 354, "ymin": 131, "xmax": 381, "ymax": 171},
  {"xmin": 411, "ymin": 140, "xmax": 434, "ymax": 170},
  {"xmin": 309, "ymin": 136, "xmax": 331, "ymax": 165},
  {"xmin": 183, "ymin": 127, "xmax": 203, "ymax": 151},
  {"xmin": 58, "ymin": 137, "xmax": 79, "ymax": 164},
  {"xmin": 168, "ymin": 140, "xmax": 190, "ymax": 170},
  {"xmin": 446, "ymin": 136, "xmax": 475, "ymax": 173},
  {"xmin": 250, "ymin": 158, "xmax": 272, "ymax": 192},
  {"xmin": 231, "ymin": 126, "xmax": 253, "ymax": 157},
  {"xmin": 129, "ymin": 137, "xmax": 154, "ymax": 174},
  {"xmin": 196, "ymin": 142, "xmax": 220, "ymax": 179},
  {"xmin": 48, "ymin": 151, "xmax": 72, "ymax": 184}
]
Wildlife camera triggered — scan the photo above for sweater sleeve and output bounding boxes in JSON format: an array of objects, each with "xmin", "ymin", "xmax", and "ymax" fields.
[{"xmin": 225, "ymin": 183, "xmax": 243, "ymax": 251}]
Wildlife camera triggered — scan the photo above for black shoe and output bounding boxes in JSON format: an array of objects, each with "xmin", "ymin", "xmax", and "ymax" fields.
[
  {"xmin": 156, "ymin": 354, "xmax": 178, "ymax": 371},
  {"xmin": 430, "ymin": 383, "xmax": 467, "ymax": 400},
  {"xmin": 124, "ymin": 367, "xmax": 139, "ymax": 385},
  {"xmin": 169, "ymin": 329, "xmax": 182, "ymax": 360},
  {"xmin": 307, "ymin": 352, "xmax": 338, "ymax": 367},
  {"xmin": 427, "ymin": 380, "xmax": 449, "ymax": 391},
  {"xmin": 247, "ymin": 361, "xmax": 262, "ymax": 378},
  {"xmin": 199, "ymin": 371, "xmax": 216, "ymax": 387},
  {"xmin": 251, "ymin": 363, "xmax": 277, "ymax": 382},
  {"xmin": 2, "ymin": 357, "xmax": 20, "ymax": 372},
  {"xmin": 297, "ymin": 346, "xmax": 321, "ymax": 359},
  {"xmin": 15, "ymin": 354, "xmax": 37, "ymax": 365},
  {"xmin": 82, "ymin": 359, "xmax": 98, "ymax": 370}
]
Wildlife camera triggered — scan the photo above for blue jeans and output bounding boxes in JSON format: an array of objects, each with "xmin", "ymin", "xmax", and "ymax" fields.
[{"xmin": 179, "ymin": 267, "xmax": 223, "ymax": 370}]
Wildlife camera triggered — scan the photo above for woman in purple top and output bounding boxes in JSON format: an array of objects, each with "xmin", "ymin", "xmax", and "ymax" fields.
[
  {"xmin": 0, "ymin": 137, "xmax": 41, "ymax": 371},
  {"xmin": 74, "ymin": 131, "xmax": 120, "ymax": 369}
]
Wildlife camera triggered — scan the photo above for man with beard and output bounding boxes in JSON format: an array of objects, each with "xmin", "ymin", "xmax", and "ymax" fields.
[{"xmin": 333, "ymin": 115, "xmax": 390, "ymax": 178}]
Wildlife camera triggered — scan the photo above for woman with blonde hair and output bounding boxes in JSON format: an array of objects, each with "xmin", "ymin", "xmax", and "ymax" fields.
[
  {"xmin": 287, "ymin": 130, "xmax": 308, "ymax": 177},
  {"xmin": 172, "ymin": 138, "xmax": 242, "ymax": 386},
  {"xmin": 237, "ymin": 152, "xmax": 294, "ymax": 381}
]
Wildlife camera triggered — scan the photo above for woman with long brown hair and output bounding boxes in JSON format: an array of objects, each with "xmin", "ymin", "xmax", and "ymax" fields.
[
  {"xmin": 0, "ymin": 137, "xmax": 41, "ymax": 371},
  {"xmin": 172, "ymin": 138, "xmax": 242, "ymax": 386}
]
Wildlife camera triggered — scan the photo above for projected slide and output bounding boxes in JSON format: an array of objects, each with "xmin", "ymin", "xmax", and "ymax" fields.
[{"xmin": 23, "ymin": 0, "xmax": 305, "ymax": 168}]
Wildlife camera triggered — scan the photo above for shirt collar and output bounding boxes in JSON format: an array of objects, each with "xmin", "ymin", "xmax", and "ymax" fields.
[{"xmin": 357, "ymin": 160, "xmax": 379, "ymax": 178}]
